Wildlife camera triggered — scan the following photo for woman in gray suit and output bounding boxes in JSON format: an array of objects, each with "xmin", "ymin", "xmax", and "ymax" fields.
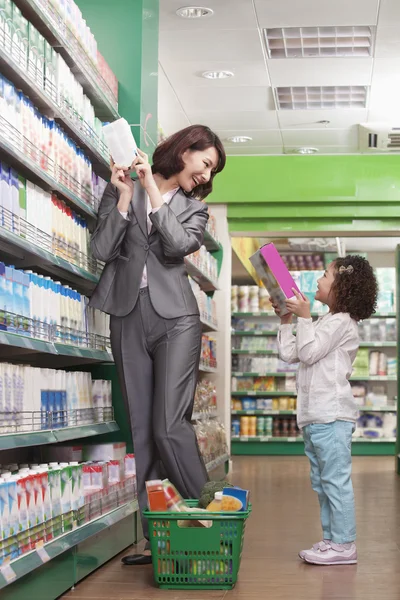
[{"xmin": 90, "ymin": 125, "xmax": 226, "ymax": 564}]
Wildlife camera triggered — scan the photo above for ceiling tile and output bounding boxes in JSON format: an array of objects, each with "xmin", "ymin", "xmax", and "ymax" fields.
[
  {"xmin": 267, "ymin": 58, "xmax": 373, "ymax": 87},
  {"xmin": 185, "ymin": 111, "xmax": 280, "ymax": 130},
  {"xmin": 281, "ymin": 128, "xmax": 359, "ymax": 146},
  {"xmin": 159, "ymin": 0, "xmax": 257, "ymax": 31},
  {"xmin": 254, "ymin": 0, "xmax": 379, "ymax": 28},
  {"xmin": 374, "ymin": 27, "xmax": 400, "ymax": 58},
  {"xmin": 177, "ymin": 86, "xmax": 274, "ymax": 113},
  {"xmin": 158, "ymin": 65, "xmax": 185, "ymax": 113},
  {"xmin": 225, "ymin": 146, "xmax": 285, "ymax": 155},
  {"xmin": 278, "ymin": 109, "xmax": 368, "ymax": 129},
  {"xmin": 158, "ymin": 111, "xmax": 191, "ymax": 136},
  {"xmin": 160, "ymin": 60, "xmax": 270, "ymax": 90},
  {"xmin": 368, "ymin": 58, "xmax": 400, "ymax": 119},
  {"xmin": 217, "ymin": 130, "xmax": 283, "ymax": 146},
  {"xmin": 159, "ymin": 29, "xmax": 263, "ymax": 63},
  {"xmin": 377, "ymin": 0, "xmax": 400, "ymax": 26}
]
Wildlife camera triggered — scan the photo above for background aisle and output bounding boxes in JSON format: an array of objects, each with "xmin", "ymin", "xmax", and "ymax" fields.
[{"xmin": 61, "ymin": 455, "xmax": 400, "ymax": 600}]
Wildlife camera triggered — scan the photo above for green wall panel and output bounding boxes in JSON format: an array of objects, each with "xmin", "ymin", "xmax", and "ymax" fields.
[{"xmin": 77, "ymin": 0, "xmax": 159, "ymax": 155}]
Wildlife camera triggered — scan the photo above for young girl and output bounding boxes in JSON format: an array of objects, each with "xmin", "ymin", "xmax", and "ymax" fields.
[{"xmin": 273, "ymin": 255, "xmax": 378, "ymax": 566}]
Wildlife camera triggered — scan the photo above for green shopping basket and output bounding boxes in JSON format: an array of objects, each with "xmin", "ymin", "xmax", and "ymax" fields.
[{"xmin": 143, "ymin": 499, "xmax": 251, "ymax": 590}]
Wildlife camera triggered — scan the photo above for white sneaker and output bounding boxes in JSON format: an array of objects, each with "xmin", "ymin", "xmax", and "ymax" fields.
[
  {"xmin": 299, "ymin": 540, "xmax": 331, "ymax": 561},
  {"xmin": 302, "ymin": 542, "xmax": 357, "ymax": 566}
]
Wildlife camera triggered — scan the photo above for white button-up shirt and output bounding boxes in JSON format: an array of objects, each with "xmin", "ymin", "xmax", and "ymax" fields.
[
  {"xmin": 119, "ymin": 188, "xmax": 178, "ymax": 288},
  {"xmin": 277, "ymin": 312, "xmax": 359, "ymax": 430}
]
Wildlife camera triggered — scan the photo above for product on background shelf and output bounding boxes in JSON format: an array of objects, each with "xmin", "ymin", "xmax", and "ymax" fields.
[
  {"xmin": 375, "ymin": 268, "xmax": 396, "ymax": 313},
  {"xmin": 193, "ymin": 379, "xmax": 216, "ymax": 415},
  {"xmin": 231, "ymin": 285, "xmax": 272, "ymax": 313},
  {"xmin": 232, "ymin": 317, "xmax": 279, "ymax": 333},
  {"xmin": 188, "ymin": 246, "xmax": 218, "ymax": 282},
  {"xmin": 194, "ymin": 419, "xmax": 228, "ymax": 466},
  {"xmin": 0, "ymin": 263, "xmax": 109, "ymax": 343},
  {"xmin": 353, "ymin": 412, "xmax": 397, "ymax": 440},
  {"xmin": 282, "ymin": 254, "xmax": 325, "ymax": 271},
  {"xmin": 0, "ymin": 365, "xmax": 112, "ymax": 434},
  {"xmin": 96, "ymin": 52, "xmax": 118, "ymax": 102},
  {"xmin": 189, "ymin": 278, "xmax": 217, "ymax": 327},
  {"xmin": 232, "ymin": 336, "xmax": 278, "ymax": 352},
  {"xmin": 200, "ymin": 335, "xmax": 217, "ymax": 369},
  {"xmin": 232, "ymin": 375, "xmax": 297, "ymax": 394},
  {"xmin": 206, "ymin": 212, "xmax": 218, "ymax": 242},
  {"xmin": 352, "ymin": 349, "xmax": 396, "ymax": 378},
  {"xmin": 0, "ymin": 452, "xmax": 136, "ymax": 564},
  {"xmin": 233, "ymin": 415, "xmax": 299, "ymax": 438},
  {"xmin": 0, "ymin": 74, "xmax": 107, "ymax": 208}
]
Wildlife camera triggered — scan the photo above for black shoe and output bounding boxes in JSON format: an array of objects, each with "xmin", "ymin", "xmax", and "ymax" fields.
[{"xmin": 121, "ymin": 553, "xmax": 152, "ymax": 566}]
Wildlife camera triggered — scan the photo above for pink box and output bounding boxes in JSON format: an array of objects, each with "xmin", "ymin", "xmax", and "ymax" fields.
[{"xmin": 249, "ymin": 243, "xmax": 301, "ymax": 316}]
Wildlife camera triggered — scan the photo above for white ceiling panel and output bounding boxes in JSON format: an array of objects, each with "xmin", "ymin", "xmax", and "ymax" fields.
[
  {"xmin": 282, "ymin": 128, "xmax": 359, "ymax": 147},
  {"xmin": 185, "ymin": 111, "xmax": 280, "ymax": 130},
  {"xmin": 158, "ymin": 110, "xmax": 191, "ymax": 136},
  {"xmin": 158, "ymin": 65, "xmax": 185, "ymax": 113},
  {"xmin": 177, "ymin": 86, "xmax": 274, "ymax": 113},
  {"xmin": 278, "ymin": 109, "xmax": 368, "ymax": 129},
  {"xmin": 159, "ymin": 29, "xmax": 263, "ymax": 63},
  {"xmin": 377, "ymin": 0, "xmax": 400, "ymax": 26},
  {"xmin": 254, "ymin": 0, "xmax": 379, "ymax": 28},
  {"xmin": 160, "ymin": 59, "xmax": 270, "ymax": 90},
  {"xmin": 224, "ymin": 146, "xmax": 285, "ymax": 156},
  {"xmin": 368, "ymin": 58, "xmax": 400, "ymax": 119},
  {"xmin": 218, "ymin": 130, "xmax": 283, "ymax": 147},
  {"xmin": 374, "ymin": 27, "xmax": 400, "ymax": 58},
  {"xmin": 159, "ymin": 0, "xmax": 258, "ymax": 31},
  {"xmin": 267, "ymin": 58, "xmax": 373, "ymax": 87}
]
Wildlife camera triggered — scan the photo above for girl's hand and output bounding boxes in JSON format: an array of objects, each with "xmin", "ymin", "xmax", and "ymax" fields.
[
  {"xmin": 269, "ymin": 297, "xmax": 293, "ymax": 325},
  {"xmin": 285, "ymin": 288, "xmax": 311, "ymax": 319},
  {"xmin": 111, "ymin": 162, "xmax": 134, "ymax": 197},
  {"xmin": 134, "ymin": 149, "xmax": 157, "ymax": 191}
]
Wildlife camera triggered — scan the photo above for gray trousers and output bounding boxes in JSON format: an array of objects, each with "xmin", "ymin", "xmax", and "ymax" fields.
[{"xmin": 110, "ymin": 287, "xmax": 208, "ymax": 538}]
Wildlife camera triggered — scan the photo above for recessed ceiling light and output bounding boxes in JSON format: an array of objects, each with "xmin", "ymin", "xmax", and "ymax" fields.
[
  {"xmin": 264, "ymin": 26, "xmax": 374, "ymax": 58},
  {"xmin": 227, "ymin": 136, "xmax": 253, "ymax": 143},
  {"xmin": 276, "ymin": 86, "xmax": 368, "ymax": 110},
  {"xmin": 201, "ymin": 70, "xmax": 234, "ymax": 80},
  {"xmin": 176, "ymin": 6, "xmax": 214, "ymax": 18},
  {"xmin": 292, "ymin": 147, "xmax": 319, "ymax": 155}
]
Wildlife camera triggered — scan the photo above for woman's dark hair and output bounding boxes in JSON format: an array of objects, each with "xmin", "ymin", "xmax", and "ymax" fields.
[
  {"xmin": 330, "ymin": 255, "xmax": 378, "ymax": 321},
  {"xmin": 152, "ymin": 125, "xmax": 226, "ymax": 200}
]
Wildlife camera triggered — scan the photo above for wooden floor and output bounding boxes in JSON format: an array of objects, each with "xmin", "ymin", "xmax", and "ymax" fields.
[{"xmin": 61, "ymin": 456, "xmax": 400, "ymax": 600}]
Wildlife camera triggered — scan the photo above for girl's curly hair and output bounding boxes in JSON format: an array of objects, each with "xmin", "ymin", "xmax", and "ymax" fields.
[{"xmin": 329, "ymin": 255, "xmax": 378, "ymax": 321}]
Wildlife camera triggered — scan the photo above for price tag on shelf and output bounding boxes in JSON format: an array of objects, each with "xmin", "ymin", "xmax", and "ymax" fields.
[
  {"xmin": 0, "ymin": 559, "xmax": 17, "ymax": 583},
  {"xmin": 36, "ymin": 540, "xmax": 50, "ymax": 563},
  {"xmin": 288, "ymin": 437, "xmax": 298, "ymax": 442},
  {"xmin": 235, "ymin": 372, "xmax": 243, "ymax": 377},
  {"xmin": 248, "ymin": 391, "xmax": 256, "ymax": 396},
  {"xmin": 254, "ymin": 331, "xmax": 263, "ymax": 336},
  {"xmin": 260, "ymin": 436, "xmax": 271, "ymax": 442},
  {"xmin": 241, "ymin": 436, "xmax": 249, "ymax": 442}
]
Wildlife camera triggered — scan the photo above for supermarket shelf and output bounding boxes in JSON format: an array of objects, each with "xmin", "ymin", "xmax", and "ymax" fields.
[
  {"xmin": 0, "ymin": 225, "xmax": 100, "ymax": 296},
  {"xmin": 0, "ymin": 123, "xmax": 98, "ymax": 226},
  {"xmin": 232, "ymin": 312, "xmax": 327, "ymax": 318},
  {"xmin": 185, "ymin": 259, "xmax": 218, "ymax": 293},
  {"xmin": 205, "ymin": 453, "xmax": 230, "ymax": 473},
  {"xmin": 231, "ymin": 391, "xmax": 296, "ymax": 397},
  {"xmin": 0, "ymin": 499, "xmax": 138, "ymax": 591},
  {"xmin": 13, "ymin": 0, "xmax": 119, "ymax": 121},
  {"xmin": 199, "ymin": 363, "xmax": 217, "ymax": 374},
  {"xmin": 0, "ymin": 45, "xmax": 110, "ymax": 179},
  {"xmin": 353, "ymin": 437, "xmax": 396, "ymax": 443},
  {"xmin": 192, "ymin": 409, "xmax": 218, "ymax": 420},
  {"xmin": 0, "ymin": 330, "xmax": 113, "ymax": 368},
  {"xmin": 200, "ymin": 318, "xmax": 218, "ymax": 333},
  {"xmin": 232, "ymin": 331, "xmax": 278, "ymax": 337},
  {"xmin": 203, "ymin": 230, "xmax": 221, "ymax": 253},
  {"xmin": 0, "ymin": 421, "xmax": 118, "ymax": 451},
  {"xmin": 232, "ymin": 372, "xmax": 296, "ymax": 378},
  {"xmin": 231, "ymin": 350, "xmax": 278, "ymax": 355},
  {"xmin": 359, "ymin": 342, "xmax": 397, "ymax": 348},
  {"xmin": 232, "ymin": 409, "xmax": 296, "ymax": 415},
  {"xmin": 350, "ymin": 376, "xmax": 397, "ymax": 382},
  {"xmin": 359, "ymin": 406, "xmax": 397, "ymax": 412}
]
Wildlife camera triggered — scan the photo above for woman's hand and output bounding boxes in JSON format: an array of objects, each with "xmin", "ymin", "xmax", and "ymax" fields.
[
  {"xmin": 285, "ymin": 288, "xmax": 311, "ymax": 319},
  {"xmin": 269, "ymin": 297, "xmax": 293, "ymax": 325},
  {"xmin": 111, "ymin": 162, "xmax": 134, "ymax": 198},
  {"xmin": 134, "ymin": 149, "xmax": 157, "ymax": 191}
]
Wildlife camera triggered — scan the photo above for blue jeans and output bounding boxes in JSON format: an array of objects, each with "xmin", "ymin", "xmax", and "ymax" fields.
[{"xmin": 303, "ymin": 421, "xmax": 356, "ymax": 544}]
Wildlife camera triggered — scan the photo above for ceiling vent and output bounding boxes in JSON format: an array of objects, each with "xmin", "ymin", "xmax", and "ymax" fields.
[
  {"xmin": 264, "ymin": 26, "xmax": 374, "ymax": 59},
  {"xmin": 359, "ymin": 123, "xmax": 400, "ymax": 152},
  {"xmin": 276, "ymin": 86, "xmax": 368, "ymax": 110}
]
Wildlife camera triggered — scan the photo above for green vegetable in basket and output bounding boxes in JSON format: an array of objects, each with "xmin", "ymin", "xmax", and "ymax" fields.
[{"xmin": 198, "ymin": 480, "xmax": 234, "ymax": 508}]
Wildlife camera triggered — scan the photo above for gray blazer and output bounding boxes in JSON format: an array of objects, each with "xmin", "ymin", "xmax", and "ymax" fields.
[{"xmin": 89, "ymin": 181, "xmax": 209, "ymax": 318}]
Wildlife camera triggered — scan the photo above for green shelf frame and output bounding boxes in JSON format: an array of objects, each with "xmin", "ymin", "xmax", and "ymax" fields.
[
  {"xmin": 359, "ymin": 342, "xmax": 397, "ymax": 348},
  {"xmin": 231, "ymin": 438, "xmax": 395, "ymax": 456},
  {"xmin": 232, "ymin": 331, "xmax": 278, "ymax": 337},
  {"xmin": 232, "ymin": 410, "xmax": 296, "ymax": 415},
  {"xmin": 232, "ymin": 372, "xmax": 296, "ymax": 378},
  {"xmin": 0, "ymin": 500, "xmax": 138, "ymax": 591},
  {"xmin": 185, "ymin": 258, "xmax": 218, "ymax": 293},
  {"xmin": 232, "ymin": 312, "xmax": 396, "ymax": 319},
  {"xmin": 231, "ymin": 349, "xmax": 278, "ymax": 355},
  {"xmin": 203, "ymin": 230, "xmax": 221, "ymax": 253},
  {"xmin": 0, "ymin": 421, "xmax": 119, "ymax": 450},
  {"xmin": 232, "ymin": 391, "xmax": 296, "ymax": 397}
]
